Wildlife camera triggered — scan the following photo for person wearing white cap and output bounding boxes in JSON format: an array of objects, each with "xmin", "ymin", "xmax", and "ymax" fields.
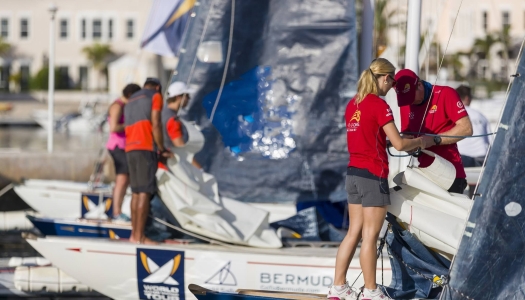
[{"xmin": 159, "ymin": 81, "xmax": 201, "ymax": 170}]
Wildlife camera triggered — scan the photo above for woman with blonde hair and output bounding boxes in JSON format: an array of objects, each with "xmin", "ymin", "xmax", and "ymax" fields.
[{"xmin": 327, "ymin": 58, "xmax": 434, "ymax": 300}]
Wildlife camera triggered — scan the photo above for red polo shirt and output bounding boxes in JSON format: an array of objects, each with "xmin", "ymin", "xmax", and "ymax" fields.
[
  {"xmin": 400, "ymin": 85, "xmax": 469, "ymax": 178},
  {"xmin": 346, "ymin": 94, "xmax": 394, "ymax": 178}
]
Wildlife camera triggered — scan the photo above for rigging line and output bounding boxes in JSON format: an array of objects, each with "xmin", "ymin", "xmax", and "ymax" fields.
[
  {"xmin": 209, "ymin": 0, "xmax": 235, "ymax": 122},
  {"xmin": 151, "ymin": 216, "xmax": 236, "ymax": 248},
  {"xmin": 408, "ymin": 0, "xmax": 464, "ymax": 168},
  {"xmin": 186, "ymin": 0, "xmax": 217, "ymax": 86},
  {"xmin": 445, "ymin": 36, "xmax": 525, "ymax": 290},
  {"xmin": 402, "ymin": 132, "xmax": 495, "ymax": 138}
]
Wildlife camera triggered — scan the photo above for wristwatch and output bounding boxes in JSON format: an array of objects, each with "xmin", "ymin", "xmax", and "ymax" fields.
[{"xmin": 433, "ymin": 136, "xmax": 442, "ymax": 145}]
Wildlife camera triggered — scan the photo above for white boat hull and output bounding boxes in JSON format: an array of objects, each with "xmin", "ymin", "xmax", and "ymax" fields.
[
  {"xmin": 14, "ymin": 180, "xmax": 132, "ymax": 219},
  {"xmin": 15, "ymin": 180, "xmax": 295, "ymax": 222},
  {"xmin": 27, "ymin": 237, "xmax": 391, "ymax": 300}
]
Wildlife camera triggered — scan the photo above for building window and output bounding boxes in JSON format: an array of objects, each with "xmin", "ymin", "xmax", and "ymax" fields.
[
  {"xmin": 92, "ymin": 19, "xmax": 102, "ymax": 39},
  {"xmin": 1, "ymin": 19, "xmax": 8, "ymax": 38},
  {"xmin": 60, "ymin": 19, "xmax": 68, "ymax": 39},
  {"xmin": 108, "ymin": 19, "xmax": 113, "ymax": 39},
  {"xmin": 57, "ymin": 66, "xmax": 70, "ymax": 89},
  {"xmin": 0, "ymin": 66, "xmax": 10, "ymax": 90},
  {"xmin": 482, "ymin": 12, "xmax": 488, "ymax": 31},
  {"xmin": 502, "ymin": 11, "xmax": 510, "ymax": 29},
  {"xmin": 20, "ymin": 65, "xmax": 30, "ymax": 91},
  {"xmin": 81, "ymin": 19, "xmax": 86, "ymax": 39},
  {"xmin": 20, "ymin": 18, "xmax": 28, "ymax": 38},
  {"xmin": 78, "ymin": 66, "xmax": 88, "ymax": 90},
  {"xmin": 126, "ymin": 19, "xmax": 134, "ymax": 39}
]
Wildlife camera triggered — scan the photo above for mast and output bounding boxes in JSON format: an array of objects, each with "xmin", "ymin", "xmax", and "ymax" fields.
[
  {"xmin": 405, "ymin": 0, "xmax": 421, "ymax": 74},
  {"xmin": 360, "ymin": 0, "xmax": 374, "ymax": 72}
]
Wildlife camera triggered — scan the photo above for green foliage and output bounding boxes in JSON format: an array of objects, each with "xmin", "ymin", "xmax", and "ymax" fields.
[
  {"xmin": 374, "ymin": 0, "xmax": 399, "ymax": 55},
  {"xmin": 470, "ymin": 79, "xmax": 508, "ymax": 98},
  {"xmin": 9, "ymin": 72, "xmax": 21, "ymax": 84},
  {"xmin": 0, "ymin": 37, "xmax": 10, "ymax": 56},
  {"xmin": 82, "ymin": 43, "xmax": 114, "ymax": 71},
  {"xmin": 29, "ymin": 67, "xmax": 65, "ymax": 90}
]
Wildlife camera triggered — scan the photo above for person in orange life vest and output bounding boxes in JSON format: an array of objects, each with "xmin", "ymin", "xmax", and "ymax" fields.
[
  {"xmin": 106, "ymin": 83, "xmax": 141, "ymax": 221},
  {"xmin": 328, "ymin": 59, "xmax": 435, "ymax": 300},
  {"xmin": 124, "ymin": 77, "xmax": 173, "ymax": 245},
  {"xmin": 394, "ymin": 69, "xmax": 473, "ymax": 194},
  {"xmin": 158, "ymin": 81, "xmax": 202, "ymax": 171}
]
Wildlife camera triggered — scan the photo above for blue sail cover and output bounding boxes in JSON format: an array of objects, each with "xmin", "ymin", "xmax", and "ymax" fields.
[
  {"xmin": 442, "ymin": 53, "xmax": 525, "ymax": 299},
  {"xmin": 171, "ymin": 0, "xmax": 358, "ymax": 203}
]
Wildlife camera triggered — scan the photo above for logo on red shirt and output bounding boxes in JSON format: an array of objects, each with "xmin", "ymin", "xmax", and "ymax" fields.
[
  {"xmin": 409, "ymin": 112, "xmax": 415, "ymax": 120},
  {"xmin": 386, "ymin": 108, "xmax": 392, "ymax": 117},
  {"xmin": 429, "ymin": 105, "xmax": 437, "ymax": 114},
  {"xmin": 347, "ymin": 109, "xmax": 361, "ymax": 132},
  {"xmin": 350, "ymin": 110, "xmax": 361, "ymax": 122},
  {"xmin": 457, "ymin": 101, "xmax": 464, "ymax": 108}
]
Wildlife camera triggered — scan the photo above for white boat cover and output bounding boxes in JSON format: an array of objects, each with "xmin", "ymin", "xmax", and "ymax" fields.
[
  {"xmin": 157, "ymin": 121, "xmax": 282, "ymax": 248},
  {"xmin": 388, "ymin": 151, "xmax": 472, "ymax": 255}
]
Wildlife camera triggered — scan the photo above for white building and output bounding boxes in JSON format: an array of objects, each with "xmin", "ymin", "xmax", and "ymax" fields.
[
  {"xmin": 386, "ymin": 0, "xmax": 525, "ymax": 81},
  {"xmin": 0, "ymin": 0, "xmax": 177, "ymax": 95}
]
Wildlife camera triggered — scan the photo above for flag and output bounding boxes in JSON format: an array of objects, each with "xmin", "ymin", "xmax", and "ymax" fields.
[{"xmin": 140, "ymin": 0, "xmax": 195, "ymax": 57}]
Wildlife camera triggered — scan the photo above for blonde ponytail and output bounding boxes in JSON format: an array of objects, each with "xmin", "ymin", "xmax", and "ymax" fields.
[{"xmin": 355, "ymin": 58, "xmax": 396, "ymax": 104}]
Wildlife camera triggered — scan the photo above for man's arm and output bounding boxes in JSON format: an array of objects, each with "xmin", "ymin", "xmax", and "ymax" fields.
[
  {"xmin": 152, "ymin": 110, "xmax": 165, "ymax": 151},
  {"xmin": 437, "ymin": 116, "xmax": 473, "ymax": 145}
]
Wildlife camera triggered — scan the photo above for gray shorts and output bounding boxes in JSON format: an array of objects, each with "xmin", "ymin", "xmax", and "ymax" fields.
[{"xmin": 346, "ymin": 167, "xmax": 390, "ymax": 207}]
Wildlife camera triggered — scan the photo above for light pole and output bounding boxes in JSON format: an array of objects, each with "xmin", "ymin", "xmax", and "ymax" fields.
[{"xmin": 47, "ymin": 3, "xmax": 57, "ymax": 153}]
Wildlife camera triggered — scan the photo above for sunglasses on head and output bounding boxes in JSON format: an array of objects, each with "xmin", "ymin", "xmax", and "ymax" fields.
[{"xmin": 378, "ymin": 74, "xmax": 396, "ymax": 87}]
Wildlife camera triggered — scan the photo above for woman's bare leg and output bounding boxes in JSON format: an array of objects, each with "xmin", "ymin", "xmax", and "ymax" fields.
[
  {"xmin": 360, "ymin": 206, "xmax": 387, "ymax": 290},
  {"xmin": 334, "ymin": 204, "xmax": 364, "ymax": 285},
  {"xmin": 112, "ymin": 174, "xmax": 129, "ymax": 217}
]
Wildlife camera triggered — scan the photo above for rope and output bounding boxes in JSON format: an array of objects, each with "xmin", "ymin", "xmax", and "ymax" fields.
[
  {"xmin": 0, "ymin": 183, "xmax": 13, "ymax": 198},
  {"xmin": 209, "ymin": 0, "xmax": 235, "ymax": 122},
  {"xmin": 402, "ymin": 132, "xmax": 495, "ymax": 138},
  {"xmin": 151, "ymin": 216, "xmax": 236, "ymax": 248},
  {"xmin": 408, "ymin": 0, "xmax": 464, "ymax": 167}
]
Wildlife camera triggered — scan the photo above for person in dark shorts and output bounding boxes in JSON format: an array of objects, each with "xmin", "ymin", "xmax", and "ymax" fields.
[
  {"xmin": 394, "ymin": 70, "xmax": 473, "ymax": 194},
  {"xmin": 125, "ymin": 77, "xmax": 172, "ymax": 245},
  {"xmin": 106, "ymin": 83, "xmax": 141, "ymax": 221},
  {"xmin": 328, "ymin": 59, "xmax": 434, "ymax": 300}
]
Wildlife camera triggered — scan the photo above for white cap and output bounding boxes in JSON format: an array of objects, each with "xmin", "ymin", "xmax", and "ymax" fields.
[{"xmin": 166, "ymin": 81, "xmax": 195, "ymax": 98}]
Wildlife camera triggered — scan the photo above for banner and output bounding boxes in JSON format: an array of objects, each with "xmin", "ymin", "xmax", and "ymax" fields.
[{"xmin": 141, "ymin": 0, "xmax": 195, "ymax": 57}]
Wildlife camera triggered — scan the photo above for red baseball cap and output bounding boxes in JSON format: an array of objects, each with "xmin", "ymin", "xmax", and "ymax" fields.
[{"xmin": 394, "ymin": 69, "xmax": 419, "ymax": 107}]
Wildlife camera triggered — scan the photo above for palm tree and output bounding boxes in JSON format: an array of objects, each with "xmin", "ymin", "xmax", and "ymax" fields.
[
  {"xmin": 496, "ymin": 25, "xmax": 511, "ymax": 79},
  {"xmin": 470, "ymin": 33, "xmax": 498, "ymax": 79},
  {"xmin": 81, "ymin": 43, "xmax": 114, "ymax": 90},
  {"xmin": 374, "ymin": 0, "xmax": 398, "ymax": 57},
  {"xmin": 443, "ymin": 53, "xmax": 465, "ymax": 81},
  {"xmin": 0, "ymin": 37, "xmax": 11, "ymax": 56}
]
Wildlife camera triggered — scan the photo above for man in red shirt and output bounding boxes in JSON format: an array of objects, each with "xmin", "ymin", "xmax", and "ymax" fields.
[
  {"xmin": 159, "ymin": 81, "xmax": 201, "ymax": 170},
  {"xmin": 394, "ymin": 69, "xmax": 473, "ymax": 194},
  {"xmin": 125, "ymin": 77, "xmax": 172, "ymax": 244}
]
